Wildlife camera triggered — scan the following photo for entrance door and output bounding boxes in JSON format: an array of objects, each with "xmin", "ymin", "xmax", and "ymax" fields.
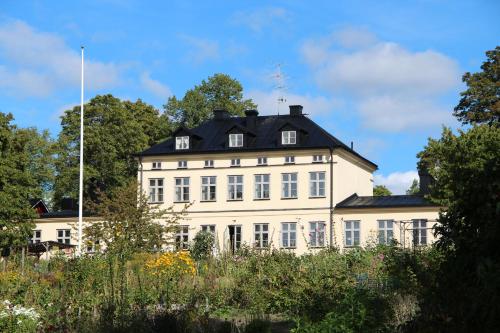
[{"xmin": 228, "ymin": 225, "xmax": 241, "ymax": 253}]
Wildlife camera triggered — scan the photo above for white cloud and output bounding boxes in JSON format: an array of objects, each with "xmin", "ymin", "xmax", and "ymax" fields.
[
  {"xmin": 231, "ymin": 7, "xmax": 290, "ymax": 33},
  {"xmin": 140, "ymin": 72, "xmax": 172, "ymax": 100},
  {"xmin": 0, "ymin": 20, "xmax": 121, "ymax": 97},
  {"xmin": 374, "ymin": 171, "xmax": 418, "ymax": 195},
  {"xmin": 179, "ymin": 35, "xmax": 219, "ymax": 64}
]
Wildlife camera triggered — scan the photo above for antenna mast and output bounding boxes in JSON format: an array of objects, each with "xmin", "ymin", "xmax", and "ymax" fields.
[
  {"xmin": 273, "ymin": 63, "xmax": 287, "ymax": 115},
  {"xmin": 77, "ymin": 46, "xmax": 84, "ymax": 256}
]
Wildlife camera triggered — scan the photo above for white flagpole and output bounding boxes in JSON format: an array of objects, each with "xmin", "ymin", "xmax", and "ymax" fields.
[{"xmin": 77, "ymin": 46, "xmax": 84, "ymax": 255}]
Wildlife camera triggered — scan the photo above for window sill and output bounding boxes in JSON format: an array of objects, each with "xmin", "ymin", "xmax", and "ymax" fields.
[
  {"xmin": 253, "ymin": 198, "xmax": 270, "ymax": 201},
  {"xmin": 280, "ymin": 247, "xmax": 297, "ymax": 249},
  {"xmin": 281, "ymin": 197, "xmax": 298, "ymax": 200},
  {"xmin": 312, "ymin": 161, "xmax": 324, "ymax": 164},
  {"xmin": 151, "ymin": 169, "xmax": 162, "ymax": 171},
  {"xmin": 173, "ymin": 201, "xmax": 190, "ymax": 204},
  {"xmin": 177, "ymin": 167, "xmax": 187, "ymax": 170},
  {"xmin": 230, "ymin": 165, "xmax": 241, "ymax": 167},
  {"xmin": 257, "ymin": 164, "xmax": 268, "ymax": 166},
  {"xmin": 200, "ymin": 200, "xmax": 217, "ymax": 202},
  {"xmin": 227, "ymin": 199, "xmax": 243, "ymax": 202},
  {"xmin": 344, "ymin": 245, "xmax": 361, "ymax": 248},
  {"xmin": 309, "ymin": 196, "xmax": 326, "ymax": 199},
  {"xmin": 284, "ymin": 162, "xmax": 295, "ymax": 165},
  {"xmin": 148, "ymin": 202, "xmax": 164, "ymax": 204},
  {"xmin": 204, "ymin": 166, "xmax": 214, "ymax": 168},
  {"xmin": 309, "ymin": 246, "xmax": 326, "ymax": 249}
]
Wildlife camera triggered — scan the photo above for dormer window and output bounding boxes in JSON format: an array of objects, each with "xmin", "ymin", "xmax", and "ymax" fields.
[
  {"xmin": 282, "ymin": 131, "xmax": 296, "ymax": 145},
  {"xmin": 176, "ymin": 136, "xmax": 189, "ymax": 150},
  {"xmin": 229, "ymin": 133, "xmax": 243, "ymax": 147}
]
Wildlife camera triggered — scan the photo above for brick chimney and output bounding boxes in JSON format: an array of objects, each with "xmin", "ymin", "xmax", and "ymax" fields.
[
  {"xmin": 245, "ymin": 109, "xmax": 258, "ymax": 131},
  {"xmin": 289, "ymin": 105, "xmax": 303, "ymax": 116}
]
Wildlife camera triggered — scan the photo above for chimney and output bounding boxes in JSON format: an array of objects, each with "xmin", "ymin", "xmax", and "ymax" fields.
[
  {"xmin": 417, "ymin": 163, "xmax": 434, "ymax": 195},
  {"xmin": 213, "ymin": 109, "xmax": 230, "ymax": 120},
  {"xmin": 61, "ymin": 198, "xmax": 78, "ymax": 211},
  {"xmin": 245, "ymin": 109, "xmax": 258, "ymax": 130},
  {"xmin": 289, "ymin": 105, "xmax": 303, "ymax": 116}
]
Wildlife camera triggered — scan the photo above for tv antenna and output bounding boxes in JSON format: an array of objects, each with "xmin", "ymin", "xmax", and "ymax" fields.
[{"xmin": 272, "ymin": 63, "xmax": 288, "ymax": 115}]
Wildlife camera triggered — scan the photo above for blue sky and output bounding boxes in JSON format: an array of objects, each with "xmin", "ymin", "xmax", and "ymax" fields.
[{"xmin": 1, "ymin": 0, "xmax": 498, "ymax": 193}]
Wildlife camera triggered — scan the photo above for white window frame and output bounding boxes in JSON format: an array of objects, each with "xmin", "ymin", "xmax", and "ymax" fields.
[
  {"xmin": 57, "ymin": 229, "xmax": 71, "ymax": 245},
  {"xmin": 178, "ymin": 160, "xmax": 187, "ymax": 169},
  {"xmin": 281, "ymin": 222, "xmax": 297, "ymax": 248},
  {"xmin": 201, "ymin": 176, "xmax": 216, "ymax": 201},
  {"xmin": 176, "ymin": 225, "xmax": 189, "ymax": 250},
  {"xmin": 412, "ymin": 219, "xmax": 428, "ymax": 246},
  {"xmin": 86, "ymin": 240, "xmax": 100, "ymax": 253},
  {"xmin": 312, "ymin": 155, "xmax": 323, "ymax": 163},
  {"xmin": 254, "ymin": 223, "xmax": 269, "ymax": 248},
  {"xmin": 176, "ymin": 136, "xmax": 189, "ymax": 150},
  {"xmin": 254, "ymin": 174, "xmax": 270, "ymax": 199},
  {"xmin": 257, "ymin": 157, "xmax": 267, "ymax": 165},
  {"xmin": 309, "ymin": 222, "xmax": 326, "ymax": 247},
  {"xmin": 149, "ymin": 178, "xmax": 164, "ymax": 203},
  {"xmin": 229, "ymin": 133, "xmax": 243, "ymax": 147},
  {"xmin": 345, "ymin": 220, "xmax": 360, "ymax": 247},
  {"xmin": 204, "ymin": 160, "xmax": 214, "ymax": 168},
  {"xmin": 228, "ymin": 175, "xmax": 243, "ymax": 200},
  {"xmin": 281, "ymin": 173, "xmax": 298, "ymax": 199},
  {"xmin": 310, "ymin": 172, "xmax": 326, "ymax": 197},
  {"xmin": 201, "ymin": 225, "xmax": 216, "ymax": 234},
  {"xmin": 284, "ymin": 156, "xmax": 295, "ymax": 164},
  {"xmin": 282, "ymin": 131, "xmax": 297, "ymax": 145},
  {"xmin": 30, "ymin": 230, "xmax": 41, "ymax": 244},
  {"xmin": 174, "ymin": 177, "xmax": 190, "ymax": 202},
  {"xmin": 378, "ymin": 220, "xmax": 394, "ymax": 245},
  {"xmin": 152, "ymin": 161, "xmax": 162, "ymax": 170},
  {"xmin": 230, "ymin": 158, "xmax": 241, "ymax": 167}
]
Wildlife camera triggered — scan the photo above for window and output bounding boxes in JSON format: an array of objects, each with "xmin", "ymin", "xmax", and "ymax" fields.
[
  {"xmin": 281, "ymin": 223, "xmax": 296, "ymax": 248},
  {"xmin": 413, "ymin": 219, "xmax": 427, "ymax": 246},
  {"xmin": 254, "ymin": 223, "xmax": 269, "ymax": 248},
  {"xmin": 57, "ymin": 229, "xmax": 71, "ymax": 244},
  {"xmin": 201, "ymin": 176, "xmax": 216, "ymax": 201},
  {"xmin": 174, "ymin": 177, "xmax": 190, "ymax": 202},
  {"xmin": 254, "ymin": 174, "xmax": 270, "ymax": 199},
  {"xmin": 282, "ymin": 130, "xmax": 297, "ymax": 145},
  {"xmin": 152, "ymin": 161, "xmax": 162, "ymax": 170},
  {"xmin": 310, "ymin": 222, "xmax": 326, "ymax": 247},
  {"xmin": 284, "ymin": 156, "xmax": 295, "ymax": 164},
  {"xmin": 282, "ymin": 173, "xmax": 298, "ymax": 198},
  {"xmin": 378, "ymin": 220, "xmax": 394, "ymax": 245},
  {"xmin": 310, "ymin": 172, "xmax": 326, "ymax": 197},
  {"xmin": 312, "ymin": 155, "xmax": 323, "ymax": 163},
  {"xmin": 257, "ymin": 157, "xmax": 267, "ymax": 165},
  {"xmin": 178, "ymin": 160, "xmax": 187, "ymax": 169},
  {"xmin": 176, "ymin": 136, "xmax": 189, "ymax": 150},
  {"xmin": 29, "ymin": 230, "xmax": 41, "ymax": 244},
  {"xmin": 204, "ymin": 160, "xmax": 214, "ymax": 168},
  {"xmin": 228, "ymin": 175, "xmax": 243, "ymax": 200},
  {"xmin": 345, "ymin": 220, "xmax": 360, "ymax": 247},
  {"xmin": 176, "ymin": 225, "xmax": 189, "ymax": 250},
  {"xmin": 149, "ymin": 178, "xmax": 164, "ymax": 203},
  {"xmin": 229, "ymin": 133, "xmax": 243, "ymax": 147},
  {"xmin": 230, "ymin": 158, "xmax": 241, "ymax": 167},
  {"xmin": 86, "ymin": 240, "xmax": 100, "ymax": 253},
  {"xmin": 201, "ymin": 225, "xmax": 216, "ymax": 234}
]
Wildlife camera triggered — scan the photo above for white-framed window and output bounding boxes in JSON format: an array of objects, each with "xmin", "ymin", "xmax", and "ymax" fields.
[
  {"xmin": 281, "ymin": 223, "xmax": 296, "ymax": 248},
  {"xmin": 86, "ymin": 240, "xmax": 100, "ymax": 253},
  {"xmin": 309, "ymin": 222, "xmax": 326, "ymax": 247},
  {"xmin": 57, "ymin": 229, "xmax": 71, "ymax": 244},
  {"xmin": 29, "ymin": 230, "xmax": 41, "ymax": 244},
  {"xmin": 152, "ymin": 161, "xmax": 162, "ymax": 170},
  {"xmin": 201, "ymin": 225, "xmax": 216, "ymax": 234},
  {"xmin": 201, "ymin": 176, "xmax": 216, "ymax": 201},
  {"xmin": 178, "ymin": 160, "xmax": 187, "ymax": 169},
  {"xmin": 310, "ymin": 172, "xmax": 326, "ymax": 197},
  {"xmin": 204, "ymin": 160, "xmax": 214, "ymax": 168},
  {"xmin": 282, "ymin": 130, "xmax": 297, "ymax": 145},
  {"xmin": 282, "ymin": 173, "xmax": 298, "ymax": 199},
  {"xmin": 228, "ymin": 175, "xmax": 243, "ymax": 200},
  {"xmin": 174, "ymin": 177, "xmax": 190, "ymax": 202},
  {"xmin": 229, "ymin": 133, "xmax": 243, "ymax": 147},
  {"xmin": 176, "ymin": 225, "xmax": 189, "ymax": 250},
  {"xmin": 345, "ymin": 220, "xmax": 360, "ymax": 247},
  {"xmin": 254, "ymin": 223, "xmax": 269, "ymax": 248},
  {"xmin": 284, "ymin": 156, "xmax": 295, "ymax": 164},
  {"xmin": 413, "ymin": 219, "xmax": 427, "ymax": 246},
  {"xmin": 149, "ymin": 178, "xmax": 164, "ymax": 203},
  {"xmin": 378, "ymin": 220, "xmax": 394, "ymax": 245},
  {"xmin": 176, "ymin": 136, "xmax": 189, "ymax": 150},
  {"xmin": 230, "ymin": 158, "xmax": 241, "ymax": 167},
  {"xmin": 254, "ymin": 174, "xmax": 270, "ymax": 199},
  {"xmin": 257, "ymin": 157, "xmax": 267, "ymax": 165},
  {"xmin": 312, "ymin": 155, "xmax": 323, "ymax": 163}
]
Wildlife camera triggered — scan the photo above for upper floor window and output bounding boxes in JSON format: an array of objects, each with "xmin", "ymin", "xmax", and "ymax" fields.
[
  {"xmin": 310, "ymin": 172, "xmax": 326, "ymax": 197},
  {"xmin": 228, "ymin": 175, "xmax": 243, "ymax": 200},
  {"xmin": 152, "ymin": 161, "xmax": 162, "ymax": 170},
  {"xmin": 310, "ymin": 222, "xmax": 326, "ymax": 247},
  {"xmin": 257, "ymin": 157, "xmax": 267, "ymax": 165},
  {"xmin": 282, "ymin": 173, "xmax": 298, "ymax": 199},
  {"xmin": 378, "ymin": 220, "xmax": 394, "ymax": 245},
  {"xmin": 57, "ymin": 229, "xmax": 71, "ymax": 245},
  {"xmin": 229, "ymin": 133, "xmax": 243, "ymax": 147},
  {"xmin": 29, "ymin": 230, "xmax": 41, "ymax": 244},
  {"xmin": 230, "ymin": 158, "xmax": 241, "ymax": 167},
  {"xmin": 149, "ymin": 178, "xmax": 164, "ymax": 203},
  {"xmin": 178, "ymin": 160, "xmax": 187, "ymax": 169},
  {"xmin": 254, "ymin": 174, "xmax": 270, "ymax": 199},
  {"xmin": 282, "ymin": 131, "xmax": 296, "ymax": 145},
  {"xmin": 174, "ymin": 177, "xmax": 190, "ymax": 202},
  {"xmin": 204, "ymin": 160, "xmax": 214, "ymax": 168},
  {"xmin": 312, "ymin": 155, "xmax": 323, "ymax": 163},
  {"xmin": 281, "ymin": 222, "xmax": 296, "ymax": 248},
  {"xmin": 176, "ymin": 136, "xmax": 189, "ymax": 150},
  {"xmin": 176, "ymin": 225, "xmax": 189, "ymax": 250},
  {"xmin": 345, "ymin": 220, "xmax": 360, "ymax": 247},
  {"xmin": 413, "ymin": 219, "xmax": 427, "ymax": 246},
  {"xmin": 254, "ymin": 223, "xmax": 269, "ymax": 248},
  {"xmin": 201, "ymin": 176, "xmax": 216, "ymax": 201},
  {"xmin": 284, "ymin": 156, "xmax": 295, "ymax": 164}
]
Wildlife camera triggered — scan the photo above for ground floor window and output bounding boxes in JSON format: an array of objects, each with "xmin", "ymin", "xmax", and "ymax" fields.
[
  {"xmin": 57, "ymin": 229, "xmax": 71, "ymax": 244},
  {"xmin": 176, "ymin": 225, "xmax": 189, "ymax": 250},
  {"xmin": 201, "ymin": 225, "xmax": 216, "ymax": 234},
  {"xmin": 345, "ymin": 221, "xmax": 360, "ymax": 247},
  {"xmin": 86, "ymin": 240, "xmax": 100, "ymax": 253},
  {"xmin": 412, "ymin": 219, "xmax": 427, "ymax": 246},
  {"xmin": 29, "ymin": 230, "xmax": 41, "ymax": 244},
  {"xmin": 378, "ymin": 220, "xmax": 394, "ymax": 245},
  {"xmin": 228, "ymin": 225, "xmax": 241, "ymax": 252},
  {"xmin": 281, "ymin": 222, "xmax": 296, "ymax": 248},
  {"xmin": 309, "ymin": 221, "xmax": 326, "ymax": 247},
  {"xmin": 254, "ymin": 223, "xmax": 269, "ymax": 248}
]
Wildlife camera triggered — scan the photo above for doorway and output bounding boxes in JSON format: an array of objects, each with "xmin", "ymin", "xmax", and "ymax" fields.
[{"xmin": 228, "ymin": 225, "xmax": 241, "ymax": 253}]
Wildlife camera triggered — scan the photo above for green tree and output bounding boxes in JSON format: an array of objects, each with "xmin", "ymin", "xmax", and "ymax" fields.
[
  {"xmin": 454, "ymin": 46, "xmax": 499, "ymax": 125},
  {"xmin": 373, "ymin": 185, "xmax": 392, "ymax": 196},
  {"xmin": 54, "ymin": 95, "xmax": 171, "ymax": 206},
  {"xmin": 164, "ymin": 73, "xmax": 256, "ymax": 128},
  {"xmin": 406, "ymin": 179, "xmax": 419, "ymax": 195},
  {"xmin": 190, "ymin": 231, "xmax": 215, "ymax": 261}
]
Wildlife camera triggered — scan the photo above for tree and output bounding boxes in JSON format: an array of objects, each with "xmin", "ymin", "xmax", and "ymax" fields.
[
  {"xmin": 190, "ymin": 231, "xmax": 215, "ymax": 261},
  {"xmin": 406, "ymin": 179, "xmax": 419, "ymax": 195},
  {"xmin": 373, "ymin": 185, "xmax": 392, "ymax": 196},
  {"xmin": 453, "ymin": 46, "xmax": 499, "ymax": 125},
  {"xmin": 164, "ymin": 73, "xmax": 256, "ymax": 128},
  {"xmin": 416, "ymin": 125, "xmax": 500, "ymax": 331},
  {"xmin": 54, "ymin": 95, "xmax": 171, "ymax": 206}
]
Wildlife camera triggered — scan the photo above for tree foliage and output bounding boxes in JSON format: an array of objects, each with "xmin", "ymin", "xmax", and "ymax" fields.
[
  {"xmin": 164, "ymin": 73, "xmax": 256, "ymax": 128},
  {"xmin": 454, "ymin": 46, "xmax": 499, "ymax": 125},
  {"xmin": 373, "ymin": 185, "xmax": 392, "ymax": 196},
  {"xmin": 405, "ymin": 179, "xmax": 419, "ymax": 195}
]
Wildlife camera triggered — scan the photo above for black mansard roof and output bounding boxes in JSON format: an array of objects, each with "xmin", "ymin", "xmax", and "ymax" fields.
[
  {"xmin": 336, "ymin": 193, "xmax": 438, "ymax": 209},
  {"xmin": 138, "ymin": 109, "xmax": 377, "ymax": 169}
]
